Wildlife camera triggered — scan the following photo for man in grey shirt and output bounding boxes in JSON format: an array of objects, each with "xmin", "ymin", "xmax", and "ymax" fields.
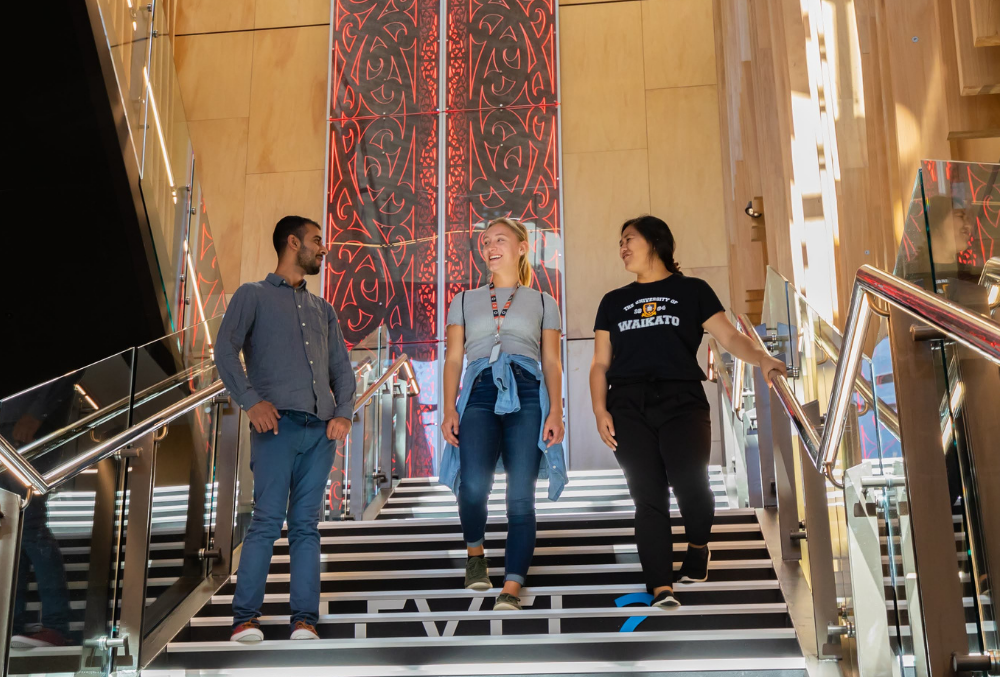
[{"xmin": 215, "ymin": 215, "xmax": 355, "ymax": 643}]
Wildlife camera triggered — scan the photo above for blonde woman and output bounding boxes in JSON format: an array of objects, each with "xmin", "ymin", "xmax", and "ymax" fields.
[{"xmin": 438, "ymin": 218, "xmax": 567, "ymax": 612}]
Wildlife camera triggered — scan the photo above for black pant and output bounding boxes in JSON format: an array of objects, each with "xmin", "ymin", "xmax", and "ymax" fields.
[{"xmin": 608, "ymin": 380, "xmax": 715, "ymax": 592}]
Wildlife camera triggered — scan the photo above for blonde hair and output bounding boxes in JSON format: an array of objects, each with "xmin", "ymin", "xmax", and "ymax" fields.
[{"xmin": 487, "ymin": 217, "xmax": 532, "ymax": 286}]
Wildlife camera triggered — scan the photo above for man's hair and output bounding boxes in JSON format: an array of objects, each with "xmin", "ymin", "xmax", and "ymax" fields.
[{"xmin": 273, "ymin": 216, "xmax": 320, "ymax": 256}]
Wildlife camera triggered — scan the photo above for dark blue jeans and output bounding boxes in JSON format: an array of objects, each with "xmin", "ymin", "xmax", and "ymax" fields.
[
  {"xmin": 457, "ymin": 366, "xmax": 542, "ymax": 585},
  {"xmin": 12, "ymin": 493, "xmax": 71, "ymax": 636},
  {"xmin": 232, "ymin": 411, "xmax": 334, "ymax": 627}
]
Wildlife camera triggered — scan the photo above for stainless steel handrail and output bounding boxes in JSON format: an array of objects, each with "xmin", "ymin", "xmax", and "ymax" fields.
[
  {"xmin": 15, "ymin": 361, "xmax": 216, "ymax": 459},
  {"xmin": 0, "ymin": 352, "xmax": 385, "ymax": 495},
  {"xmin": 0, "ymin": 380, "xmax": 226, "ymax": 495},
  {"xmin": 353, "ymin": 354, "xmax": 418, "ymax": 414},
  {"xmin": 736, "ymin": 264, "xmax": 1000, "ymax": 488},
  {"xmin": 810, "ymin": 327, "xmax": 900, "ymax": 440},
  {"xmin": 707, "ymin": 338, "xmax": 736, "ymax": 413}
]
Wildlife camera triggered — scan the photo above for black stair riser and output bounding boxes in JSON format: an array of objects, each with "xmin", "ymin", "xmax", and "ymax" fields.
[
  {"xmin": 151, "ymin": 637, "xmax": 804, "ymax": 670},
  {"xmin": 194, "ymin": 588, "xmax": 788, "ymax": 618},
  {"xmin": 186, "ymin": 611, "xmax": 794, "ymax": 643}
]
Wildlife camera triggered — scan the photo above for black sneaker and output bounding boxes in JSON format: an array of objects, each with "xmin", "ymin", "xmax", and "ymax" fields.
[
  {"xmin": 465, "ymin": 555, "xmax": 492, "ymax": 590},
  {"xmin": 678, "ymin": 545, "xmax": 711, "ymax": 583},
  {"xmin": 652, "ymin": 589, "xmax": 681, "ymax": 609}
]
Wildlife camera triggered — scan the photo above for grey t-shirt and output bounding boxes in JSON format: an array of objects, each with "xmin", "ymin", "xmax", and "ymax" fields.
[{"xmin": 446, "ymin": 285, "xmax": 561, "ymax": 362}]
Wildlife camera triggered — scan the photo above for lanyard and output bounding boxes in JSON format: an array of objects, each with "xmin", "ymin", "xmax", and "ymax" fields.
[{"xmin": 489, "ymin": 279, "xmax": 519, "ymax": 344}]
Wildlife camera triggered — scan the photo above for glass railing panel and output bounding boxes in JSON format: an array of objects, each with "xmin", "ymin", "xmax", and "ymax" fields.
[
  {"xmin": 140, "ymin": 12, "xmax": 195, "ymax": 332},
  {"xmin": 93, "ymin": 0, "xmax": 152, "ymax": 168},
  {"xmin": 760, "ymin": 267, "xmax": 795, "ymax": 374},
  {"xmin": 184, "ymin": 183, "xmax": 228, "ymax": 324},
  {"xmin": 937, "ymin": 337, "xmax": 998, "ymax": 654},
  {"xmin": 0, "ymin": 350, "xmax": 135, "ymax": 480},
  {"xmin": 893, "ymin": 161, "xmax": 999, "ymax": 658},
  {"xmin": 129, "ymin": 319, "xmax": 223, "ymax": 631},
  {"xmin": 130, "ymin": 317, "xmax": 221, "ymax": 425},
  {"xmin": 6, "ymin": 453, "xmax": 128, "ymax": 677}
]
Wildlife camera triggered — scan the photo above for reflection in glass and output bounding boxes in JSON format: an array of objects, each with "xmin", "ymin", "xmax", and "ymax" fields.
[{"xmin": 0, "ymin": 351, "xmax": 135, "ymax": 479}]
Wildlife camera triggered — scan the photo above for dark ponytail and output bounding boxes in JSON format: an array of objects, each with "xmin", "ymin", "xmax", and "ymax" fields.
[{"xmin": 621, "ymin": 215, "xmax": 683, "ymax": 276}]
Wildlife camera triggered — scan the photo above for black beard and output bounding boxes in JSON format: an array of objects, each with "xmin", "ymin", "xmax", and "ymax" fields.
[{"xmin": 298, "ymin": 250, "xmax": 321, "ymax": 276}]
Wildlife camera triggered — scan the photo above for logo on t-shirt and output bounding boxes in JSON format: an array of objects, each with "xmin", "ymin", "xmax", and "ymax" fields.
[{"xmin": 618, "ymin": 296, "xmax": 680, "ymax": 332}]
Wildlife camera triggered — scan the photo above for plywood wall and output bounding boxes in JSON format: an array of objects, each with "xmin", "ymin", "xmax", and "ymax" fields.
[
  {"xmin": 173, "ymin": 2, "xmax": 330, "ymax": 293},
  {"xmin": 560, "ymin": 0, "xmax": 730, "ymax": 469}
]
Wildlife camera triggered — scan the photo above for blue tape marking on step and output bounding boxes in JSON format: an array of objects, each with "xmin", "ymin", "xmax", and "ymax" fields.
[{"xmin": 615, "ymin": 592, "xmax": 653, "ymax": 632}]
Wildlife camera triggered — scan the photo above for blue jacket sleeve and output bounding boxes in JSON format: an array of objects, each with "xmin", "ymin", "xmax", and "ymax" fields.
[
  {"xmin": 327, "ymin": 304, "xmax": 357, "ymax": 420},
  {"xmin": 215, "ymin": 286, "xmax": 263, "ymax": 411}
]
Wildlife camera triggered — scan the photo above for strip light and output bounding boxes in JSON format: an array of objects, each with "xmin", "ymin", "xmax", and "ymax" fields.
[
  {"xmin": 143, "ymin": 67, "xmax": 175, "ymax": 189},
  {"xmin": 74, "ymin": 384, "xmax": 100, "ymax": 410},
  {"xmin": 186, "ymin": 250, "xmax": 213, "ymax": 350}
]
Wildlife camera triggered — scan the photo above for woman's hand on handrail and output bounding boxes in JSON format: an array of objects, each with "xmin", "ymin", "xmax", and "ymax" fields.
[{"xmin": 762, "ymin": 355, "xmax": 788, "ymax": 387}]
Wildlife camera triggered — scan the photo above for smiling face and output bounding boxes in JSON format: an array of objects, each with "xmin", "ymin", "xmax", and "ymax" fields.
[
  {"xmin": 619, "ymin": 224, "xmax": 653, "ymax": 275},
  {"xmin": 483, "ymin": 222, "xmax": 527, "ymax": 277}
]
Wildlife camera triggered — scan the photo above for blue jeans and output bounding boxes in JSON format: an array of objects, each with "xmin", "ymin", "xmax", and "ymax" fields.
[
  {"xmin": 457, "ymin": 365, "xmax": 542, "ymax": 585},
  {"xmin": 232, "ymin": 410, "xmax": 335, "ymax": 627},
  {"xmin": 11, "ymin": 492, "xmax": 71, "ymax": 636}
]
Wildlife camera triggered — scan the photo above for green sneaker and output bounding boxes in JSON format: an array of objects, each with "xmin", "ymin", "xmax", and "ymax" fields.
[
  {"xmin": 464, "ymin": 556, "xmax": 492, "ymax": 590},
  {"xmin": 493, "ymin": 592, "xmax": 521, "ymax": 611}
]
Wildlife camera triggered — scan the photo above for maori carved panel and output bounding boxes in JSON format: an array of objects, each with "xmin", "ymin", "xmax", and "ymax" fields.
[{"xmin": 326, "ymin": 0, "xmax": 561, "ymax": 479}]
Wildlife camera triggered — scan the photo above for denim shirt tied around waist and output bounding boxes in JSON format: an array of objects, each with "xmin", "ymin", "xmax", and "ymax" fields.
[{"xmin": 438, "ymin": 352, "xmax": 568, "ymax": 501}]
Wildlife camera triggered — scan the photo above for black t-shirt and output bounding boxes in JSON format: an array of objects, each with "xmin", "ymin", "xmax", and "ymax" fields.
[{"xmin": 594, "ymin": 275, "xmax": 725, "ymax": 384}]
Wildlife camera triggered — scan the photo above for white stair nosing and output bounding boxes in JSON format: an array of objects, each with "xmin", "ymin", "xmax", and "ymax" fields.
[
  {"xmin": 208, "ymin": 580, "xmax": 783, "ymax": 605},
  {"xmin": 141, "ymin": 656, "xmax": 809, "ymax": 675},
  {"xmin": 189, "ymin": 602, "xmax": 791, "ymax": 627},
  {"xmin": 275, "ymin": 523, "xmax": 760, "ymax": 547},
  {"xmin": 227, "ymin": 559, "xmax": 777, "ymax": 584},
  {"xmin": 317, "ymin": 508, "xmax": 758, "ymax": 529},
  {"xmin": 165, "ymin": 627, "xmax": 799, "ymax": 653},
  {"xmin": 264, "ymin": 541, "xmax": 768, "ymax": 565}
]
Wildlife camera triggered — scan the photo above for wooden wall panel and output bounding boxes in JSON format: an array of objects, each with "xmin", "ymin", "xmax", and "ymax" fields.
[
  {"xmin": 176, "ymin": 0, "xmax": 255, "ymax": 35},
  {"xmin": 176, "ymin": 0, "xmax": 331, "ymax": 288},
  {"xmin": 563, "ymin": 150, "xmax": 649, "ymax": 339},
  {"xmin": 559, "ymin": 2, "xmax": 648, "ymax": 153},
  {"xmin": 242, "ymin": 170, "xmax": 325, "ymax": 286},
  {"xmin": 188, "ymin": 118, "xmax": 250, "ymax": 292},
  {"xmin": 247, "ymin": 26, "xmax": 329, "ymax": 174},
  {"xmin": 255, "ymin": 0, "xmax": 331, "ymax": 29},
  {"xmin": 174, "ymin": 33, "xmax": 254, "ymax": 120},
  {"xmin": 951, "ymin": 0, "xmax": 1000, "ymax": 94},
  {"xmin": 971, "ymin": 0, "xmax": 1000, "ymax": 46},
  {"xmin": 641, "ymin": 0, "xmax": 717, "ymax": 89},
  {"xmin": 646, "ymin": 86, "xmax": 728, "ymax": 270},
  {"xmin": 747, "ymin": 0, "xmax": 795, "ymax": 283}
]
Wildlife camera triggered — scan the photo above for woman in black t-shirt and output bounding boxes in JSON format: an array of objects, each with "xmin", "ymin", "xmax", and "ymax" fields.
[{"xmin": 589, "ymin": 215, "xmax": 786, "ymax": 609}]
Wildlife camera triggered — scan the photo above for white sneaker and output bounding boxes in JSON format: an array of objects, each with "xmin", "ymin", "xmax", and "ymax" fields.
[
  {"xmin": 230, "ymin": 620, "xmax": 264, "ymax": 643},
  {"xmin": 290, "ymin": 621, "xmax": 319, "ymax": 640}
]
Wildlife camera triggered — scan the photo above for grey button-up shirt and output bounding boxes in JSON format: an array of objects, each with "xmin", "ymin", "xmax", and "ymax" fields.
[{"xmin": 215, "ymin": 273, "xmax": 356, "ymax": 421}]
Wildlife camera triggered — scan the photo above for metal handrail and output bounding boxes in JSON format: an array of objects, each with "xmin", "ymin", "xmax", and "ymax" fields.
[
  {"xmin": 353, "ymin": 354, "xmax": 418, "ymax": 415},
  {"xmin": 707, "ymin": 338, "xmax": 736, "ymax": 411},
  {"xmin": 736, "ymin": 264, "xmax": 1000, "ymax": 489},
  {"xmin": 0, "ymin": 353, "xmax": 389, "ymax": 495},
  {"xmin": 811, "ymin": 331, "xmax": 901, "ymax": 439},
  {"xmin": 14, "ymin": 361, "xmax": 216, "ymax": 460},
  {"xmin": 0, "ymin": 380, "xmax": 225, "ymax": 495}
]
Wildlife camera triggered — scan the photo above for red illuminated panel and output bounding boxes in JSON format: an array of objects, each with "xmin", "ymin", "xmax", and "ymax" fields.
[
  {"xmin": 326, "ymin": 114, "xmax": 439, "ymax": 346},
  {"xmin": 444, "ymin": 105, "xmax": 560, "ymax": 308},
  {"xmin": 331, "ymin": 0, "xmax": 440, "ymax": 118},
  {"xmin": 446, "ymin": 0, "xmax": 557, "ymax": 109}
]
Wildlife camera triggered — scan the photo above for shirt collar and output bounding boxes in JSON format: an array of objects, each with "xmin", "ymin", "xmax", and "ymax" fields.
[{"xmin": 265, "ymin": 273, "xmax": 307, "ymax": 290}]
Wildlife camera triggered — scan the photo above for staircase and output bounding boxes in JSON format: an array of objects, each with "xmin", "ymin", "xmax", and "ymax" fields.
[{"xmin": 144, "ymin": 467, "xmax": 807, "ymax": 675}]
